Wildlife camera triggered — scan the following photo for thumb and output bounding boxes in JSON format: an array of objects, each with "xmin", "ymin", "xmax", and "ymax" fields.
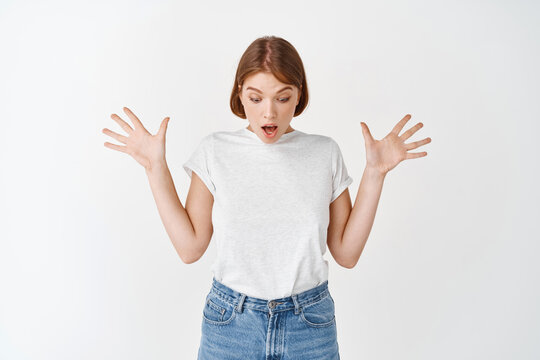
[
  {"xmin": 360, "ymin": 122, "xmax": 374, "ymax": 144},
  {"xmin": 158, "ymin": 117, "xmax": 170, "ymax": 137}
]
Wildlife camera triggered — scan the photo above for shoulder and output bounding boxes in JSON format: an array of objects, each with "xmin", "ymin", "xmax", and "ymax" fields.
[
  {"xmin": 315, "ymin": 134, "xmax": 344, "ymax": 152},
  {"xmin": 201, "ymin": 132, "xmax": 216, "ymax": 142},
  {"xmin": 187, "ymin": 133, "xmax": 215, "ymax": 158},
  {"xmin": 308, "ymin": 134, "xmax": 348, "ymax": 165},
  {"xmin": 191, "ymin": 132, "xmax": 215, "ymax": 146},
  {"xmin": 208, "ymin": 129, "xmax": 244, "ymax": 144},
  {"xmin": 196, "ymin": 131, "xmax": 221, "ymax": 149},
  {"xmin": 295, "ymin": 130, "xmax": 335, "ymax": 147}
]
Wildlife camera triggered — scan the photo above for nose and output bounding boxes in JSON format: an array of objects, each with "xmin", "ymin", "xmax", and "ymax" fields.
[{"xmin": 263, "ymin": 99, "xmax": 277, "ymax": 120}]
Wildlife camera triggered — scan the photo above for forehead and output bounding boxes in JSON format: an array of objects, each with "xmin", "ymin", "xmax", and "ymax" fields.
[{"xmin": 242, "ymin": 72, "xmax": 295, "ymax": 92}]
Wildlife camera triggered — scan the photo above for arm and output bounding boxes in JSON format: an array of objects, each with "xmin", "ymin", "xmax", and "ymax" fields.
[
  {"xmin": 145, "ymin": 160, "xmax": 213, "ymax": 264},
  {"xmin": 102, "ymin": 107, "xmax": 213, "ymax": 264},
  {"xmin": 328, "ymin": 115, "xmax": 430, "ymax": 268},
  {"xmin": 339, "ymin": 166, "xmax": 385, "ymax": 268}
]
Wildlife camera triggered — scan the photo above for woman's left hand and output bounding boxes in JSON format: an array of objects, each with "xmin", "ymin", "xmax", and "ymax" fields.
[{"xmin": 360, "ymin": 114, "xmax": 431, "ymax": 176}]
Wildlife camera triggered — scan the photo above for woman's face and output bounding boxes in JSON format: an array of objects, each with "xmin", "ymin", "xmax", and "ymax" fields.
[{"xmin": 239, "ymin": 72, "xmax": 301, "ymax": 143}]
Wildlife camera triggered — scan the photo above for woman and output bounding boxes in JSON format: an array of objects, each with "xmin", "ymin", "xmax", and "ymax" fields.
[{"xmin": 102, "ymin": 35, "xmax": 431, "ymax": 359}]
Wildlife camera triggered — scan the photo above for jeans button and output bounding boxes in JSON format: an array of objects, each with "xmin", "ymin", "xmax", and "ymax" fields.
[{"xmin": 269, "ymin": 301, "xmax": 276, "ymax": 309}]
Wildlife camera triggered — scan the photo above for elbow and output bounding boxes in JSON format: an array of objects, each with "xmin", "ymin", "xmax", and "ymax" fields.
[
  {"xmin": 181, "ymin": 256, "xmax": 195, "ymax": 265},
  {"xmin": 178, "ymin": 248, "xmax": 200, "ymax": 265},
  {"xmin": 180, "ymin": 251, "xmax": 202, "ymax": 265},
  {"xmin": 332, "ymin": 249, "xmax": 358, "ymax": 269},
  {"xmin": 340, "ymin": 261, "xmax": 357, "ymax": 269},
  {"xmin": 340, "ymin": 255, "xmax": 359, "ymax": 269},
  {"xmin": 179, "ymin": 252, "xmax": 193, "ymax": 264},
  {"xmin": 176, "ymin": 234, "xmax": 205, "ymax": 264}
]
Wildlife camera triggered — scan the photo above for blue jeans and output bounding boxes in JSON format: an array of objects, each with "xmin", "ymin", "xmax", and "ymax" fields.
[{"xmin": 197, "ymin": 277, "xmax": 340, "ymax": 359}]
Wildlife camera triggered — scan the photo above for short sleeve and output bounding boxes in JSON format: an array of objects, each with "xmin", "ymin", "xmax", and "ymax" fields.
[
  {"xmin": 330, "ymin": 139, "xmax": 353, "ymax": 203},
  {"xmin": 183, "ymin": 134, "xmax": 216, "ymax": 196}
]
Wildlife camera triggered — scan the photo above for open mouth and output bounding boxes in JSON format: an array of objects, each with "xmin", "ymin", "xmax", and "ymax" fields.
[{"xmin": 262, "ymin": 126, "xmax": 278, "ymax": 137}]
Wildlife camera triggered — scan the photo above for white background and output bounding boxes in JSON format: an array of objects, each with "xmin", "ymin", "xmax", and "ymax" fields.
[{"xmin": 1, "ymin": 0, "xmax": 539, "ymax": 359}]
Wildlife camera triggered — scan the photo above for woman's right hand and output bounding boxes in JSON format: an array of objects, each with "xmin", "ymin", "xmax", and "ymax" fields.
[{"xmin": 102, "ymin": 107, "xmax": 170, "ymax": 171}]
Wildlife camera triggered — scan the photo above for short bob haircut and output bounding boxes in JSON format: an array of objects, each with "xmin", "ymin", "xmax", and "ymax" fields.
[{"xmin": 230, "ymin": 35, "xmax": 309, "ymax": 119}]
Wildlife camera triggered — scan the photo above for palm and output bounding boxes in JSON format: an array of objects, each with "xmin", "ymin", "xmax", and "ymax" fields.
[{"xmin": 360, "ymin": 114, "xmax": 431, "ymax": 175}]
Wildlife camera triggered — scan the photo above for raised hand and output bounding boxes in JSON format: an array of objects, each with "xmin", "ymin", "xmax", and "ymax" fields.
[
  {"xmin": 102, "ymin": 107, "xmax": 170, "ymax": 170},
  {"xmin": 360, "ymin": 114, "xmax": 431, "ymax": 175}
]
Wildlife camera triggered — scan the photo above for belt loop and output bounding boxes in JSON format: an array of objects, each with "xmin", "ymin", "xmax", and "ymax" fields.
[
  {"xmin": 292, "ymin": 294, "xmax": 301, "ymax": 315},
  {"xmin": 236, "ymin": 294, "xmax": 246, "ymax": 313}
]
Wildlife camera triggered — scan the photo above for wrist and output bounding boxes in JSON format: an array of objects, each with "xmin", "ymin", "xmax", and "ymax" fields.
[
  {"xmin": 364, "ymin": 165, "xmax": 387, "ymax": 180},
  {"xmin": 145, "ymin": 159, "xmax": 168, "ymax": 173}
]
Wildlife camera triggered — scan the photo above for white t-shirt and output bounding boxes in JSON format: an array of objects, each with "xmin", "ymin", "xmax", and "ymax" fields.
[{"xmin": 183, "ymin": 127, "xmax": 353, "ymax": 300}]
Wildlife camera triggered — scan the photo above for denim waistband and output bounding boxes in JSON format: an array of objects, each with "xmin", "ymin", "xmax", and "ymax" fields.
[{"xmin": 209, "ymin": 277, "xmax": 331, "ymax": 315}]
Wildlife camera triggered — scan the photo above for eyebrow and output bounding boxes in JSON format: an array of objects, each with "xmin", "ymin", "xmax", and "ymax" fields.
[{"xmin": 245, "ymin": 86, "xmax": 293, "ymax": 94}]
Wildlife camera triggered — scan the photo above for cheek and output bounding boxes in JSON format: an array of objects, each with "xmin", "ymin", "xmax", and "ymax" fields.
[
  {"xmin": 242, "ymin": 103, "xmax": 254, "ymax": 112},
  {"xmin": 284, "ymin": 102, "xmax": 296, "ymax": 113}
]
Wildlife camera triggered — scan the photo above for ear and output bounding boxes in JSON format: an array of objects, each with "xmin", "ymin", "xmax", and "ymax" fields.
[{"xmin": 237, "ymin": 85, "xmax": 243, "ymax": 105}]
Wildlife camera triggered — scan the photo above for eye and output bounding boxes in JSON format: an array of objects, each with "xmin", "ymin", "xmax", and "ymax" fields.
[{"xmin": 249, "ymin": 97, "xmax": 290, "ymax": 103}]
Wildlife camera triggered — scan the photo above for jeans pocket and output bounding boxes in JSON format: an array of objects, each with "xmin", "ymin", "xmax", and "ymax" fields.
[
  {"xmin": 202, "ymin": 291, "xmax": 237, "ymax": 326},
  {"xmin": 299, "ymin": 293, "xmax": 336, "ymax": 328}
]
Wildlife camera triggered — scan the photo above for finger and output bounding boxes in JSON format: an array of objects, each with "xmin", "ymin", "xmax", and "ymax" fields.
[
  {"xmin": 400, "ymin": 122, "xmax": 424, "ymax": 141},
  {"xmin": 405, "ymin": 137, "xmax": 431, "ymax": 151},
  {"xmin": 102, "ymin": 128, "xmax": 128, "ymax": 144},
  {"xmin": 123, "ymin": 107, "xmax": 147, "ymax": 131},
  {"xmin": 111, "ymin": 113, "xmax": 134, "ymax": 134},
  {"xmin": 103, "ymin": 141, "xmax": 129, "ymax": 154},
  {"xmin": 391, "ymin": 114, "xmax": 412, "ymax": 136},
  {"xmin": 405, "ymin": 151, "xmax": 428, "ymax": 160}
]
